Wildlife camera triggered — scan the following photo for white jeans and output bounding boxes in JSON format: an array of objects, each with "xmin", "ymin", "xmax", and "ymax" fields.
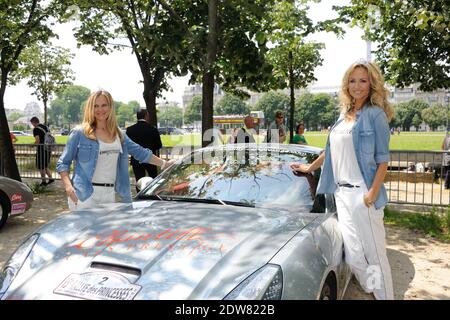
[
  {"xmin": 335, "ymin": 183, "xmax": 394, "ymax": 300},
  {"xmin": 68, "ymin": 186, "xmax": 115, "ymax": 211}
]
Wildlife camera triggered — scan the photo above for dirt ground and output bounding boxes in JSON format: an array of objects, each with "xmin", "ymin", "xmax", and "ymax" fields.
[{"xmin": 0, "ymin": 180, "xmax": 449, "ymax": 300}]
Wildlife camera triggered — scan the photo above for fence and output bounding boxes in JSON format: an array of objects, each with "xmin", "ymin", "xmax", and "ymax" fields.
[{"xmin": 1, "ymin": 145, "xmax": 449, "ymax": 207}]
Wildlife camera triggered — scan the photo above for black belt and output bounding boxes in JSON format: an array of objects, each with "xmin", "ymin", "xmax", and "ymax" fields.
[
  {"xmin": 92, "ymin": 183, "xmax": 115, "ymax": 187},
  {"xmin": 338, "ymin": 183, "xmax": 360, "ymax": 188}
]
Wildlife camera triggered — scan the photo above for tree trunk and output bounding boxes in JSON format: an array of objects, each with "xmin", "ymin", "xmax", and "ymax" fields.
[
  {"xmin": 43, "ymin": 98, "xmax": 48, "ymax": 126},
  {"xmin": 143, "ymin": 82, "xmax": 158, "ymax": 128},
  {"xmin": 202, "ymin": 0, "xmax": 218, "ymax": 148},
  {"xmin": 140, "ymin": 66, "xmax": 165, "ymax": 128},
  {"xmin": 0, "ymin": 73, "xmax": 21, "ymax": 181},
  {"xmin": 288, "ymin": 51, "xmax": 295, "ymax": 144}
]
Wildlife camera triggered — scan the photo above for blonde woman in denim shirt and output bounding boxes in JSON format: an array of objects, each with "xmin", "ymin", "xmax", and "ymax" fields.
[
  {"xmin": 57, "ymin": 90, "xmax": 174, "ymax": 210},
  {"xmin": 291, "ymin": 60, "xmax": 394, "ymax": 300}
]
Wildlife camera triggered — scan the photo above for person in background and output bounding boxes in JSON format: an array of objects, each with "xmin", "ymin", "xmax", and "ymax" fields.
[
  {"xmin": 265, "ymin": 110, "xmax": 286, "ymax": 143},
  {"xmin": 441, "ymin": 131, "xmax": 450, "ymax": 189},
  {"xmin": 292, "ymin": 122, "xmax": 308, "ymax": 145},
  {"xmin": 126, "ymin": 109, "xmax": 163, "ymax": 191},
  {"xmin": 230, "ymin": 115, "xmax": 256, "ymax": 144},
  {"xmin": 30, "ymin": 117, "xmax": 54, "ymax": 186},
  {"xmin": 291, "ymin": 60, "xmax": 394, "ymax": 300},
  {"xmin": 57, "ymin": 90, "xmax": 174, "ymax": 211}
]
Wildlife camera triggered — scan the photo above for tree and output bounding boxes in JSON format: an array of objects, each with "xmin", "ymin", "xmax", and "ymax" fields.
[
  {"xmin": 11, "ymin": 43, "xmax": 74, "ymax": 125},
  {"xmin": 393, "ymin": 99, "xmax": 429, "ymax": 131},
  {"xmin": 49, "ymin": 85, "xmax": 91, "ymax": 128},
  {"xmin": 295, "ymin": 92, "xmax": 337, "ymax": 131},
  {"xmin": 338, "ymin": 1, "xmax": 450, "ymax": 91},
  {"xmin": 159, "ymin": 104, "xmax": 183, "ymax": 128},
  {"xmin": 166, "ymin": 0, "xmax": 276, "ymax": 146},
  {"xmin": 71, "ymin": 0, "xmax": 190, "ymax": 127},
  {"xmin": 411, "ymin": 114, "xmax": 422, "ymax": 131},
  {"xmin": 184, "ymin": 95, "xmax": 202, "ymax": 125},
  {"xmin": 8, "ymin": 112, "xmax": 23, "ymax": 122},
  {"xmin": 0, "ymin": 0, "xmax": 66, "ymax": 181},
  {"xmin": 215, "ymin": 93, "xmax": 249, "ymax": 115},
  {"xmin": 421, "ymin": 104, "xmax": 447, "ymax": 131},
  {"xmin": 254, "ymin": 91, "xmax": 290, "ymax": 125},
  {"xmin": 48, "ymin": 98, "xmax": 67, "ymax": 126},
  {"xmin": 266, "ymin": 1, "xmax": 325, "ymax": 142}
]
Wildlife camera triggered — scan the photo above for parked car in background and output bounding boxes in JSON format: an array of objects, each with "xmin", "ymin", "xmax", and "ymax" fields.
[
  {"xmin": 158, "ymin": 127, "xmax": 184, "ymax": 135},
  {"xmin": 61, "ymin": 129, "xmax": 70, "ymax": 136},
  {"xmin": 0, "ymin": 144, "xmax": 351, "ymax": 300},
  {"xmin": 10, "ymin": 131, "xmax": 31, "ymax": 136},
  {"xmin": 0, "ymin": 176, "xmax": 33, "ymax": 229}
]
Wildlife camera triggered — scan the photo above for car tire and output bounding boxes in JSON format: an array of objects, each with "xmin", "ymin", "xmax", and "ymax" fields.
[
  {"xmin": 0, "ymin": 193, "xmax": 9, "ymax": 230},
  {"xmin": 319, "ymin": 279, "xmax": 336, "ymax": 300}
]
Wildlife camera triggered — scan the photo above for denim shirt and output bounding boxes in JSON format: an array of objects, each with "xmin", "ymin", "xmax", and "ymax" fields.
[
  {"xmin": 56, "ymin": 128, "xmax": 153, "ymax": 203},
  {"xmin": 317, "ymin": 104, "xmax": 390, "ymax": 209}
]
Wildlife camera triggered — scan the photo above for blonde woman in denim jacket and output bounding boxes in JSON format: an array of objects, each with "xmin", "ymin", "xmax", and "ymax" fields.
[
  {"xmin": 57, "ymin": 90, "xmax": 174, "ymax": 210},
  {"xmin": 291, "ymin": 60, "xmax": 394, "ymax": 300}
]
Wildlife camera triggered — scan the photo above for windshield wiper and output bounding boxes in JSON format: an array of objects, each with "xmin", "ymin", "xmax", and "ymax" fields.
[
  {"xmin": 149, "ymin": 196, "xmax": 255, "ymax": 208},
  {"xmin": 137, "ymin": 194, "xmax": 163, "ymax": 201}
]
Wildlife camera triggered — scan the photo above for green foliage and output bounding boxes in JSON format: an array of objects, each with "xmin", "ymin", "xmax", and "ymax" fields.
[
  {"xmin": 337, "ymin": 1, "xmax": 450, "ymax": 91},
  {"xmin": 0, "ymin": 0, "xmax": 68, "ymax": 181},
  {"xmin": 215, "ymin": 93, "xmax": 249, "ymax": 115},
  {"xmin": 421, "ymin": 104, "xmax": 447, "ymax": 131},
  {"xmin": 393, "ymin": 99, "xmax": 429, "ymax": 131},
  {"xmin": 29, "ymin": 182, "xmax": 53, "ymax": 195},
  {"xmin": 184, "ymin": 95, "xmax": 202, "ymax": 125},
  {"xmin": 265, "ymin": 1, "xmax": 329, "ymax": 138},
  {"xmin": 70, "ymin": 0, "xmax": 192, "ymax": 125},
  {"xmin": 184, "ymin": 0, "xmax": 276, "ymax": 94},
  {"xmin": 13, "ymin": 124, "xmax": 27, "ymax": 131},
  {"xmin": 159, "ymin": 104, "xmax": 183, "ymax": 127},
  {"xmin": 384, "ymin": 207, "xmax": 450, "ymax": 242},
  {"xmin": 254, "ymin": 91, "xmax": 290, "ymax": 124},
  {"xmin": 8, "ymin": 112, "xmax": 23, "ymax": 122},
  {"xmin": 11, "ymin": 43, "xmax": 74, "ymax": 123},
  {"xmin": 49, "ymin": 85, "xmax": 91, "ymax": 125},
  {"xmin": 295, "ymin": 92, "xmax": 338, "ymax": 131},
  {"xmin": 115, "ymin": 101, "xmax": 136, "ymax": 127}
]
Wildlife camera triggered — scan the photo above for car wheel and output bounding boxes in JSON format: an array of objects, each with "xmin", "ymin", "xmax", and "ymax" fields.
[
  {"xmin": 319, "ymin": 280, "xmax": 336, "ymax": 300},
  {"xmin": 0, "ymin": 194, "xmax": 9, "ymax": 230}
]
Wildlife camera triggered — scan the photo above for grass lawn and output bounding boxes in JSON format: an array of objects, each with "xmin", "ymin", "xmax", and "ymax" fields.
[
  {"xmin": 15, "ymin": 131, "xmax": 446, "ymax": 150},
  {"xmin": 384, "ymin": 207, "xmax": 450, "ymax": 242}
]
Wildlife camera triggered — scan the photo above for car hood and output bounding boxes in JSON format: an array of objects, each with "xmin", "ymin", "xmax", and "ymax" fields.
[{"xmin": 4, "ymin": 200, "xmax": 318, "ymax": 300}]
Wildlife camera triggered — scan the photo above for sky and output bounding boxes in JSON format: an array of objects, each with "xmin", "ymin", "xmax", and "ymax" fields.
[{"xmin": 5, "ymin": 0, "xmax": 370, "ymax": 112}]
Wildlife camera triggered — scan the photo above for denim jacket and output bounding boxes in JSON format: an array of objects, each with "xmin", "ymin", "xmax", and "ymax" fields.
[
  {"xmin": 56, "ymin": 128, "xmax": 153, "ymax": 203},
  {"xmin": 317, "ymin": 104, "xmax": 390, "ymax": 209}
]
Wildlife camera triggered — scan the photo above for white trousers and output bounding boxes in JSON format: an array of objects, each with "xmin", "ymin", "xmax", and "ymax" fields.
[
  {"xmin": 335, "ymin": 184, "xmax": 394, "ymax": 300},
  {"xmin": 68, "ymin": 186, "xmax": 115, "ymax": 211}
]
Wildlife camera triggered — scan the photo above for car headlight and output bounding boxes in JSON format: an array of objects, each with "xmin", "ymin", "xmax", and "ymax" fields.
[
  {"xmin": 0, "ymin": 234, "xmax": 39, "ymax": 298},
  {"xmin": 224, "ymin": 264, "xmax": 283, "ymax": 300}
]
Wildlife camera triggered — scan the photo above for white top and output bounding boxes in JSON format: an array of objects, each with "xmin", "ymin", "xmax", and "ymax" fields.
[
  {"xmin": 92, "ymin": 137, "xmax": 122, "ymax": 184},
  {"xmin": 329, "ymin": 120, "xmax": 364, "ymax": 185}
]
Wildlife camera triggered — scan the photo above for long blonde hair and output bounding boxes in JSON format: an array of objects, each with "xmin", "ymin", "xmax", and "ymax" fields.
[
  {"xmin": 81, "ymin": 90, "xmax": 123, "ymax": 142},
  {"xmin": 339, "ymin": 60, "xmax": 394, "ymax": 122}
]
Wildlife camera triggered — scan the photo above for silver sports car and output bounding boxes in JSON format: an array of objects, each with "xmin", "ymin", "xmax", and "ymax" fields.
[
  {"xmin": 0, "ymin": 176, "xmax": 33, "ymax": 229},
  {"xmin": 0, "ymin": 144, "xmax": 351, "ymax": 300}
]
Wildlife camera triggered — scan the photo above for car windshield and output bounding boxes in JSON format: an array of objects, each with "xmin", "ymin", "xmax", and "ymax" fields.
[{"xmin": 140, "ymin": 146, "xmax": 321, "ymax": 212}]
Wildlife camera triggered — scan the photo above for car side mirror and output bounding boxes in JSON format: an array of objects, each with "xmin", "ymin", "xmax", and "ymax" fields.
[{"xmin": 136, "ymin": 177, "xmax": 154, "ymax": 192}]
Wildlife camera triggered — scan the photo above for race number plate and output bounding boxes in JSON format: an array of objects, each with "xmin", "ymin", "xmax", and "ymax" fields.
[
  {"xmin": 11, "ymin": 203, "xmax": 27, "ymax": 215},
  {"xmin": 54, "ymin": 271, "xmax": 142, "ymax": 300}
]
